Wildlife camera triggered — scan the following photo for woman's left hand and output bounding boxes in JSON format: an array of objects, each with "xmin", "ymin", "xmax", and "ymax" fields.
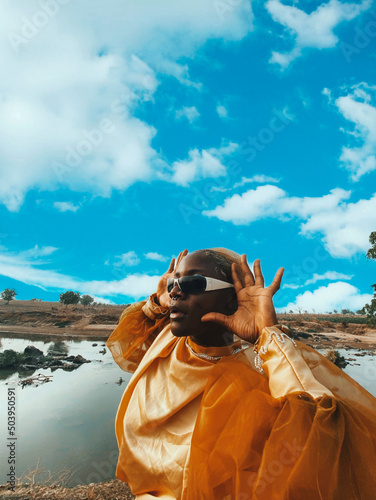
[{"xmin": 201, "ymin": 255, "xmax": 284, "ymax": 343}]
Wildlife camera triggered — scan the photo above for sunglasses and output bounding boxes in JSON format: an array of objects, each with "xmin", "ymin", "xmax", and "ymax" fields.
[{"xmin": 167, "ymin": 274, "xmax": 234, "ymax": 295}]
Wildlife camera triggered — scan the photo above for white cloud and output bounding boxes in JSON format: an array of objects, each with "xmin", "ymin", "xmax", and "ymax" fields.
[
  {"xmin": 304, "ymin": 271, "xmax": 353, "ymax": 286},
  {"xmin": 330, "ymin": 83, "xmax": 376, "ymax": 181},
  {"xmin": 114, "ymin": 251, "xmax": 140, "ymax": 267},
  {"xmin": 0, "ymin": 0, "xmax": 253, "ymax": 211},
  {"xmin": 20, "ymin": 245, "xmax": 59, "ymax": 259},
  {"xmin": 175, "ymin": 106, "xmax": 200, "ymax": 123},
  {"xmin": 282, "ymin": 281, "xmax": 372, "ymax": 313},
  {"xmin": 0, "ymin": 246, "xmax": 159, "ymax": 299},
  {"xmin": 171, "ymin": 142, "xmax": 238, "ymax": 187},
  {"xmin": 144, "ymin": 252, "xmax": 168, "ymax": 262},
  {"xmin": 216, "ymin": 104, "xmax": 228, "ymax": 118},
  {"xmin": 204, "ymin": 184, "xmax": 288, "ymax": 224},
  {"xmin": 266, "ymin": 0, "xmax": 371, "ymax": 68},
  {"xmin": 53, "ymin": 201, "xmax": 80, "ymax": 212},
  {"xmin": 283, "ymin": 270, "xmax": 353, "ymax": 289},
  {"xmin": 233, "ymin": 175, "xmax": 280, "ymax": 188},
  {"xmin": 204, "ymin": 185, "xmax": 376, "ymax": 257}
]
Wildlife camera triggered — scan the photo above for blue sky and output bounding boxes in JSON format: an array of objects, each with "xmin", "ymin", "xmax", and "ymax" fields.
[{"xmin": 0, "ymin": 0, "xmax": 375, "ymax": 312}]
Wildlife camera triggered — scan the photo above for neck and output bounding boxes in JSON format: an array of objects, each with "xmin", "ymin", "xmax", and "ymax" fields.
[{"xmin": 190, "ymin": 330, "xmax": 234, "ymax": 347}]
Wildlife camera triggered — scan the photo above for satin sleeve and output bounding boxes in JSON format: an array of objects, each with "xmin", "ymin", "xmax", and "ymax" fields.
[
  {"xmin": 106, "ymin": 293, "xmax": 170, "ymax": 373},
  {"xmin": 255, "ymin": 325, "xmax": 334, "ymax": 399},
  {"xmin": 186, "ymin": 327, "xmax": 376, "ymax": 499}
]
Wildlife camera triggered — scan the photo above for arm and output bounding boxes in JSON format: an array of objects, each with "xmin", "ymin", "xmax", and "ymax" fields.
[{"xmin": 201, "ymin": 256, "xmax": 332, "ymax": 399}]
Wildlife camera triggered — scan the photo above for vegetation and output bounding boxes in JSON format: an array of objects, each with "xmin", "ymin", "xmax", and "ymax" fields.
[
  {"xmin": 0, "ymin": 349, "xmax": 24, "ymax": 368},
  {"xmin": 1, "ymin": 288, "xmax": 17, "ymax": 304},
  {"xmin": 362, "ymin": 232, "xmax": 376, "ymax": 325},
  {"xmin": 325, "ymin": 349, "xmax": 348, "ymax": 369},
  {"xmin": 80, "ymin": 294, "xmax": 94, "ymax": 306},
  {"xmin": 59, "ymin": 291, "xmax": 81, "ymax": 307}
]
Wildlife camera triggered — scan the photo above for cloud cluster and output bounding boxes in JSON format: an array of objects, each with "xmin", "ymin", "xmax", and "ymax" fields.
[
  {"xmin": 171, "ymin": 142, "xmax": 238, "ymax": 187},
  {"xmin": 175, "ymin": 106, "xmax": 200, "ymax": 123},
  {"xmin": 0, "ymin": 245, "xmax": 160, "ymax": 299},
  {"xmin": 282, "ymin": 281, "xmax": 372, "ymax": 313},
  {"xmin": 266, "ymin": 0, "xmax": 371, "ymax": 68},
  {"xmin": 0, "ymin": 0, "xmax": 252, "ymax": 211},
  {"xmin": 330, "ymin": 83, "xmax": 376, "ymax": 180},
  {"xmin": 204, "ymin": 185, "xmax": 376, "ymax": 257}
]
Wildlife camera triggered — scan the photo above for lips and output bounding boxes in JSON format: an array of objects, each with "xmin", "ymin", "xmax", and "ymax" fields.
[{"xmin": 169, "ymin": 304, "xmax": 187, "ymax": 320}]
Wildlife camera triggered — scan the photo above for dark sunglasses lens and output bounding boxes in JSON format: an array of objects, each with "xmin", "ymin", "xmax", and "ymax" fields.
[
  {"xmin": 167, "ymin": 278, "xmax": 174, "ymax": 293},
  {"xmin": 179, "ymin": 275, "xmax": 206, "ymax": 294}
]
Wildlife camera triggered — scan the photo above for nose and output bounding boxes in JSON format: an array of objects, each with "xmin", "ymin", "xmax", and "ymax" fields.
[{"xmin": 169, "ymin": 282, "xmax": 184, "ymax": 300}]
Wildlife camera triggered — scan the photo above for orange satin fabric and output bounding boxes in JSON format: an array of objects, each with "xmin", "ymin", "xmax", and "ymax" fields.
[{"xmin": 107, "ymin": 300, "xmax": 376, "ymax": 499}]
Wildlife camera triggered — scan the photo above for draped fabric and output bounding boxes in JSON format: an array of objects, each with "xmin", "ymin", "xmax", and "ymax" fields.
[{"xmin": 107, "ymin": 299, "xmax": 376, "ymax": 500}]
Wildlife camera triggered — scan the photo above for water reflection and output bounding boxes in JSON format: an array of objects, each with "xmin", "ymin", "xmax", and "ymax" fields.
[{"xmin": 0, "ymin": 336, "xmax": 131, "ymax": 486}]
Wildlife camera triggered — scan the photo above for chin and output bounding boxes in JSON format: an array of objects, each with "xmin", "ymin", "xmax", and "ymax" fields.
[{"xmin": 170, "ymin": 321, "xmax": 188, "ymax": 337}]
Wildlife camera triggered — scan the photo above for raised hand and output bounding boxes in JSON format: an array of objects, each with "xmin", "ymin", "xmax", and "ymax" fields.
[
  {"xmin": 156, "ymin": 249, "xmax": 188, "ymax": 309},
  {"xmin": 201, "ymin": 255, "xmax": 284, "ymax": 343}
]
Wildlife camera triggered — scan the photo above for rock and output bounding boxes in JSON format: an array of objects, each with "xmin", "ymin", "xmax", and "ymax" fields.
[
  {"xmin": 72, "ymin": 354, "xmax": 90, "ymax": 364},
  {"xmin": 24, "ymin": 346, "xmax": 44, "ymax": 357},
  {"xmin": 62, "ymin": 364, "xmax": 76, "ymax": 371},
  {"xmin": 48, "ymin": 350, "xmax": 66, "ymax": 357},
  {"xmin": 297, "ymin": 332, "xmax": 312, "ymax": 339}
]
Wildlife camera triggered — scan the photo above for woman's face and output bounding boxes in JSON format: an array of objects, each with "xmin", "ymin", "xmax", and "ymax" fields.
[{"xmin": 169, "ymin": 251, "xmax": 237, "ymax": 346}]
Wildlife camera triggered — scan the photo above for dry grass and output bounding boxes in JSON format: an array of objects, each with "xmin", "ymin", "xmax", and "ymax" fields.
[{"xmin": 0, "ymin": 480, "xmax": 135, "ymax": 499}]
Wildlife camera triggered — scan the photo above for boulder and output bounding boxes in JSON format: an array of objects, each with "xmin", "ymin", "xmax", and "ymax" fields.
[{"xmin": 24, "ymin": 346, "xmax": 44, "ymax": 357}]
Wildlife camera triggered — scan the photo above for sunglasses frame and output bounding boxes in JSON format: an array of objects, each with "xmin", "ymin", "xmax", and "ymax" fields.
[{"xmin": 167, "ymin": 274, "xmax": 234, "ymax": 295}]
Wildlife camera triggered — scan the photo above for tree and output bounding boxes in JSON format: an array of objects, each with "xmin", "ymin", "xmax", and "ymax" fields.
[
  {"xmin": 80, "ymin": 294, "xmax": 94, "ymax": 306},
  {"xmin": 362, "ymin": 233, "xmax": 376, "ymax": 324},
  {"xmin": 366, "ymin": 231, "xmax": 376, "ymax": 260},
  {"xmin": 1, "ymin": 289, "xmax": 17, "ymax": 305},
  {"xmin": 60, "ymin": 291, "xmax": 80, "ymax": 307}
]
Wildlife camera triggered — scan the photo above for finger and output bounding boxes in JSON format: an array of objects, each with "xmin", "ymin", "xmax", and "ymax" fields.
[
  {"xmin": 167, "ymin": 258, "xmax": 175, "ymax": 274},
  {"xmin": 241, "ymin": 254, "xmax": 255, "ymax": 287},
  {"xmin": 175, "ymin": 249, "xmax": 188, "ymax": 269},
  {"xmin": 253, "ymin": 259, "xmax": 264, "ymax": 287},
  {"xmin": 231, "ymin": 262, "xmax": 244, "ymax": 294},
  {"xmin": 268, "ymin": 267, "xmax": 284, "ymax": 295},
  {"xmin": 201, "ymin": 312, "xmax": 231, "ymax": 328}
]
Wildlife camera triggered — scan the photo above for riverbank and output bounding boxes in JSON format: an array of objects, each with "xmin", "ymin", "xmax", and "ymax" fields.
[
  {"xmin": 0, "ymin": 479, "xmax": 135, "ymax": 499},
  {"xmin": 1, "ymin": 300, "xmax": 376, "ymax": 349},
  {"xmin": 0, "ymin": 300, "xmax": 126, "ymax": 339}
]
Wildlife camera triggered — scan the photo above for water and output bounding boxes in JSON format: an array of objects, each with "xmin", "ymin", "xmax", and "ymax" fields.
[
  {"xmin": 0, "ymin": 335, "xmax": 131, "ymax": 486},
  {"xmin": 0, "ymin": 337, "xmax": 375, "ymax": 487},
  {"xmin": 336, "ymin": 348, "xmax": 376, "ymax": 397}
]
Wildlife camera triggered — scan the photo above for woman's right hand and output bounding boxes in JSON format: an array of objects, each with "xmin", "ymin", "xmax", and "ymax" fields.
[{"xmin": 156, "ymin": 249, "xmax": 188, "ymax": 309}]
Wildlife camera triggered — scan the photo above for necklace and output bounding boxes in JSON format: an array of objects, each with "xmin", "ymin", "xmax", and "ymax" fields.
[{"xmin": 185, "ymin": 337, "xmax": 250, "ymax": 361}]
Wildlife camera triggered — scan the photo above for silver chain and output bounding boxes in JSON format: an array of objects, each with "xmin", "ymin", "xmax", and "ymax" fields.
[{"xmin": 185, "ymin": 337, "xmax": 249, "ymax": 361}]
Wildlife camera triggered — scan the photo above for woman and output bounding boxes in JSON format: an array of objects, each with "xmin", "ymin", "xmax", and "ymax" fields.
[{"xmin": 107, "ymin": 248, "xmax": 376, "ymax": 499}]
